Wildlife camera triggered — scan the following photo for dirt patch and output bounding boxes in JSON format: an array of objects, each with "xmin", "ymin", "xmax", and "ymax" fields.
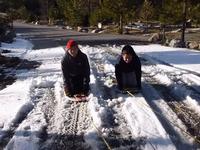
[
  {"xmin": 0, "ymin": 54, "xmax": 41, "ymax": 90},
  {"xmin": 0, "ymin": 55, "xmax": 21, "ymax": 67}
]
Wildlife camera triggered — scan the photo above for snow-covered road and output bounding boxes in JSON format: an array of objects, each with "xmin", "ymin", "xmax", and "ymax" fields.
[{"xmin": 0, "ymin": 38, "xmax": 200, "ymax": 150}]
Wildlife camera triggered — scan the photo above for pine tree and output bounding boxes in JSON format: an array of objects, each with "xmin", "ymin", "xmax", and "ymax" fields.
[
  {"xmin": 139, "ymin": 0, "xmax": 154, "ymax": 32},
  {"xmin": 188, "ymin": 2, "xmax": 200, "ymax": 25},
  {"xmin": 57, "ymin": 0, "xmax": 92, "ymax": 26},
  {"xmin": 140, "ymin": 0, "xmax": 154, "ymax": 22},
  {"xmin": 102, "ymin": 0, "xmax": 135, "ymax": 34},
  {"xmin": 159, "ymin": 0, "xmax": 183, "ymax": 24}
]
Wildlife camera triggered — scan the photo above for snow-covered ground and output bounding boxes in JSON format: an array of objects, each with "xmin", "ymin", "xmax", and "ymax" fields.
[{"xmin": 0, "ymin": 37, "xmax": 200, "ymax": 150}]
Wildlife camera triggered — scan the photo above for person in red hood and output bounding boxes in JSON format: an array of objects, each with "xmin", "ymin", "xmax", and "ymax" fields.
[
  {"xmin": 61, "ymin": 39, "xmax": 90, "ymax": 97},
  {"xmin": 115, "ymin": 45, "xmax": 141, "ymax": 91}
]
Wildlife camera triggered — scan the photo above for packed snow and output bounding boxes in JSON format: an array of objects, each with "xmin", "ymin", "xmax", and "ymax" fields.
[{"xmin": 0, "ymin": 37, "xmax": 200, "ymax": 149}]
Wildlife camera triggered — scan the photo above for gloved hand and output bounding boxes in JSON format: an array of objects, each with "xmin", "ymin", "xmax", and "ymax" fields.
[{"xmin": 64, "ymin": 86, "xmax": 70, "ymax": 96}]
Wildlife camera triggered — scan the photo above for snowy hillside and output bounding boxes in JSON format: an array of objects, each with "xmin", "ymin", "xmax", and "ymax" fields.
[{"xmin": 0, "ymin": 37, "xmax": 200, "ymax": 150}]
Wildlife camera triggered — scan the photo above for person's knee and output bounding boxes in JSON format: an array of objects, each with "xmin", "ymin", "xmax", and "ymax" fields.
[
  {"xmin": 83, "ymin": 84, "xmax": 90, "ymax": 95},
  {"xmin": 84, "ymin": 84, "xmax": 90, "ymax": 91}
]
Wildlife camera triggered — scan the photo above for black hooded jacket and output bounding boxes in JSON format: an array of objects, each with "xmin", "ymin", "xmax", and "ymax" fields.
[
  {"xmin": 115, "ymin": 45, "xmax": 141, "ymax": 89},
  {"xmin": 61, "ymin": 50, "xmax": 90, "ymax": 88}
]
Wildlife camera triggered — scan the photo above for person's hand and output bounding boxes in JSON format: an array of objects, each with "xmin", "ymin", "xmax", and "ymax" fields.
[
  {"xmin": 64, "ymin": 86, "xmax": 70, "ymax": 96},
  {"xmin": 83, "ymin": 80, "xmax": 90, "ymax": 96}
]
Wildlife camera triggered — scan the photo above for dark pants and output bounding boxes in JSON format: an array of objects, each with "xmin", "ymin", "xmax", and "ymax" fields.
[
  {"xmin": 68, "ymin": 76, "xmax": 89, "ymax": 96},
  {"xmin": 115, "ymin": 65, "xmax": 138, "ymax": 90}
]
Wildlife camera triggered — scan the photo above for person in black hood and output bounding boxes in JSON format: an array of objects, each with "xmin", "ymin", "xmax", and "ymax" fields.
[
  {"xmin": 61, "ymin": 39, "xmax": 90, "ymax": 97},
  {"xmin": 115, "ymin": 45, "xmax": 141, "ymax": 91}
]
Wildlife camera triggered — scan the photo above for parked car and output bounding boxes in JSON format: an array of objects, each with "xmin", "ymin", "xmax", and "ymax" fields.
[
  {"xmin": 124, "ymin": 23, "xmax": 138, "ymax": 30},
  {"xmin": 124, "ymin": 23, "xmax": 146, "ymax": 32}
]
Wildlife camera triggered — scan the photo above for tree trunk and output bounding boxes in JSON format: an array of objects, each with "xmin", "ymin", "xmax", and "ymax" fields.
[
  {"xmin": 145, "ymin": 20, "xmax": 148, "ymax": 33},
  {"xmin": 162, "ymin": 24, "xmax": 166, "ymax": 44},
  {"xmin": 181, "ymin": 0, "xmax": 187, "ymax": 48},
  {"xmin": 119, "ymin": 14, "xmax": 123, "ymax": 34}
]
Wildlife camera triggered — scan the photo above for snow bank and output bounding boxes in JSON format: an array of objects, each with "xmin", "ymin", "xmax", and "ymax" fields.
[
  {"xmin": 133, "ymin": 44, "xmax": 200, "ymax": 75},
  {"xmin": 0, "ymin": 80, "xmax": 33, "ymax": 141},
  {"xmin": 1, "ymin": 38, "xmax": 33, "ymax": 57},
  {"xmin": 123, "ymin": 94, "xmax": 176, "ymax": 150}
]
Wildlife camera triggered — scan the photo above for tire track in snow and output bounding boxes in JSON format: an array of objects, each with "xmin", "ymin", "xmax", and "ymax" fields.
[
  {"xmin": 142, "ymin": 70, "xmax": 200, "ymax": 149},
  {"xmin": 0, "ymin": 85, "xmax": 48, "ymax": 149},
  {"xmin": 1, "ymin": 86, "xmax": 54, "ymax": 149},
  {"xmin": 41, "ymin": 82, "xmax": 92, "ymax": 150},
  {"xmin": 141, "ymin": 56, "xmax": 200, "ymax": 107},
  {"xmin": 141, "ymin": 57, "xmax": 200, "ymax": 146}
]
